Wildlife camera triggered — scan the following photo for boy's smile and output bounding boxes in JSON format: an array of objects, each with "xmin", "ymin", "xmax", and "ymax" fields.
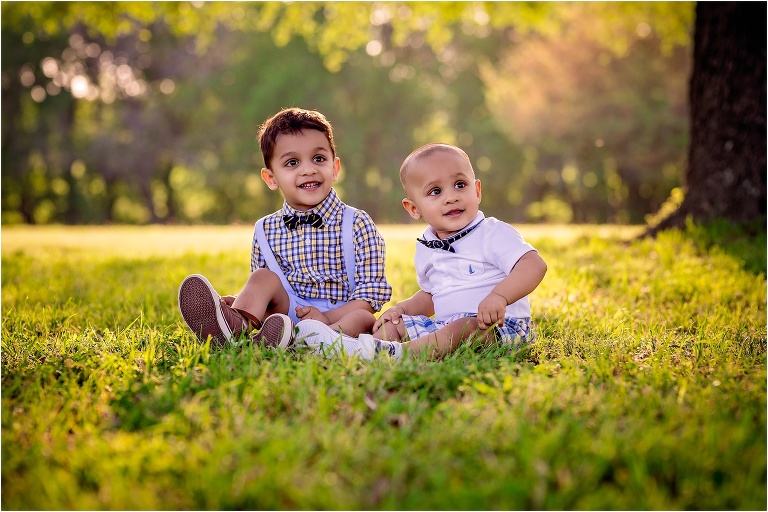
[
  {"xmin": 261, "ymin": 129, "xmax": 340, "ymax": 211},
  {"xmin": 401, "ymin": 150, "xmax": 482, "ymax": 239}
]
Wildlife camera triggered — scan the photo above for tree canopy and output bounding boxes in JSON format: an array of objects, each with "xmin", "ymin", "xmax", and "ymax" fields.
[{"xmin": 3, "ymin": 1, "xmax": 712, "ymax": 227}]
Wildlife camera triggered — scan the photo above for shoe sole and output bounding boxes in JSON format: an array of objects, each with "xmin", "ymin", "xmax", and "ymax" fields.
[
  {"xmin": 178, "ymin": 274, "xmax": 231, "ymax": 348},
  {"xmin": 357, "ymin": 334, "xmax": 377, "ymax": 360},
  {"xmin": 254, "ymin": 314, "xmax": 295, "ymax": 349},
  {"xmin": 295, "ymin": 319, "xmax": 361, "ymax": 358}
]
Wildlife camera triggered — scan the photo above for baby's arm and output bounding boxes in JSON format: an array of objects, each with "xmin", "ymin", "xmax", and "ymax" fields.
[
  {"xmin": 477, "ymin": 250, "xmax": 547, "ymax": 329},
  {"xmin": 373, "ymin": 290, "xmax": 434, "ymax": 331}
]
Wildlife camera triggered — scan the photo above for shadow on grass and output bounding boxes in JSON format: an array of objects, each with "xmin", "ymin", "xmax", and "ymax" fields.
[
  {"xmin": 683, "ymin": 218, "xmax": 766, "ymax": 276},
  {"xmin": 645, "ymin": 218, "xmax": 766, "ymax": 276}
]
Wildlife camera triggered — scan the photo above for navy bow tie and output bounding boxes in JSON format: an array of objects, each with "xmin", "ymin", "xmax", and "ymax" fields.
[
  {"xmin": 417, "ymin": 221, "xmax": 481, "ymax": 253},
  {"xmin": 283, "ymin": 213, "xmax": 324, "ymax": 230}
]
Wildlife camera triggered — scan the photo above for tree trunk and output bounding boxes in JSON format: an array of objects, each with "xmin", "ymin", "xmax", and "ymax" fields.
[{"xmin": 647, "ymin": 2, "xmax": 766, "ymax": 235}]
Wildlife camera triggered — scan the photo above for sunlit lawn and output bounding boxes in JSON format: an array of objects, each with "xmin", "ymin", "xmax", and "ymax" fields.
[{"xmin": 1, "ymin": 223, "xmax": 765, "ymax": 510}]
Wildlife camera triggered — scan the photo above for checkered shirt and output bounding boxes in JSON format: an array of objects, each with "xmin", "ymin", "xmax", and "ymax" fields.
[{"xmin": 250, "ymin": 189, "xmax": 392, "ymax": 311}]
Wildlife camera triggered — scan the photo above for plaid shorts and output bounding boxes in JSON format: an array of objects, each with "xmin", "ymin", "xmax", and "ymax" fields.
[{"xmin": 401, "ymin": 313, "xmax": 532, "ymax": 347}]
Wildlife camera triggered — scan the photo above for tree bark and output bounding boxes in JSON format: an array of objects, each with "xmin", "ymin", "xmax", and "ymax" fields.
[{"xmin": 647, "ymin": 2, "xmax": 766, "ymax": 235}]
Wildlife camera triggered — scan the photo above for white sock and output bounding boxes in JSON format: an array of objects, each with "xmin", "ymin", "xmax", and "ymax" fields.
[
  {"xmin": 359, "ymin": 334, "xmax": 403, "ymax": 360},
  {"xmin": 377, "ymin": 339, "xmax": 403, "ymax": 359}
]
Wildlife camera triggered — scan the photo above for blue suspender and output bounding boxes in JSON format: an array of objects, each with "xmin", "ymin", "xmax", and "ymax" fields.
[
  {"xmin": 254, "ymin": 217, "xmax": 293, "ymax": 293},
  {"xmin": 254, "ymin": 206, "xmax": 358, "ymax": 296},
  {"xmin": 341, "ymin": 206, "xmax": 357, "ymax": 291}
]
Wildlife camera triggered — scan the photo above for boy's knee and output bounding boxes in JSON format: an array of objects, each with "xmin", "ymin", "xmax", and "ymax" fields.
[
  {"xmin": 243, "ymin": 268, "xmax": 290, "ymax": 307},
  {"xmin": 356, "ymin": 310, "xmax": 376, "ymax": 322},
  {"xmin": 247, "ymin": 268, "xmax": 281, "ymax": 287},
  {"xmin": 351, "ymin": 309, "xmax": 376, "ymax": 328}
]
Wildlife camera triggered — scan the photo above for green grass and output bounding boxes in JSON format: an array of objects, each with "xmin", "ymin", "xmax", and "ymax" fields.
[{"xmin": 2, "ymin": 223, "xmax": 766, "ymax": 510}]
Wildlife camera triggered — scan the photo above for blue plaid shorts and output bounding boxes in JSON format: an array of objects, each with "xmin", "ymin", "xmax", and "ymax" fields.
[{"xmin": 401, "ymin": 313, "xmax": 532, "ymax": 347}]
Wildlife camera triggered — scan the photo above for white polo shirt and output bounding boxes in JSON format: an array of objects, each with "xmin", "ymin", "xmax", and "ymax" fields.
[{"xmin": 415, "ymin": 211, "xmax": 537, "ymax": 320}]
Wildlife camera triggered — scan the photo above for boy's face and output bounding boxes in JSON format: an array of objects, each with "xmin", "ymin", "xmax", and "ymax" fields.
[
  {"xmin": 401, "ymin": 151, "xmax": 482, "ymax": 239},
  {"xmin": 261, "ymin": 129, "xmax": 340, "ymax": 211}
]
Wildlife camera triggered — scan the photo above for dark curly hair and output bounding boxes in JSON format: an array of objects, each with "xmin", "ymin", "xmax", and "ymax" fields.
[{"xmin": 257, "ymin": 107, "xmax": 336, "ymax": 168}]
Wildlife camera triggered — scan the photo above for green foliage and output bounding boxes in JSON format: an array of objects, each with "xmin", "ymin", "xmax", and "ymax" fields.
[
  {"xmin": 1, "ymin": 1, "xmax": 234, "ymax": 44},
  {"xmin": 2, "ymin": 224, "xmax": 765, "ymax": 509},
  {"xmin": 483, "ymin": 3, "xmax": 691, "ymax": 223},
  {"xmin": 2, "ymin": 1, "xmax": 695, "ymax": 226},
  {"xmin": 2, "ymin": 2, "xmax": 693, "ymax": 68}
]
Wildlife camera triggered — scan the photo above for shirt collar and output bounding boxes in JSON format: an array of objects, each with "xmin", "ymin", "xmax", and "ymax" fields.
[
  {"xmin": 422, "ymin": 211, "xmax": 485, "ymax": 242},
  {"xmin": 281, "ymin": 188, "xmax": 343, "ymax": 224}
]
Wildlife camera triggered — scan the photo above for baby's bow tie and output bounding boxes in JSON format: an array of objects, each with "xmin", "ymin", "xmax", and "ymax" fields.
[
  {"xmin": 418, "ymin": 238, "xmax": 456, "ymax": 252},
  {"xmin": 283, "ymin": 213, "xmax": 324, "ymax": 230},
  {"xmin": 417, "ymin": 220, "xmax": 482, "ymax": 253}
]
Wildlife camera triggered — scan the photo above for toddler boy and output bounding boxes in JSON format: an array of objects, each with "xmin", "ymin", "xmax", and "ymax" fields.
[
  {"xmin": 178, "ymin": 108, "xmax": 392, "ymax": 349},
  {"xmin": 295, "ymin": 143, "xmax": 546, "ymax": 360}
]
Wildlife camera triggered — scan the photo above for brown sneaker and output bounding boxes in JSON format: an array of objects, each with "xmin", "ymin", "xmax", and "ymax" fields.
[
  {"xmin": 252, "ymin": 314, "xmax": 295, "ymax": 349},
  {"xmin": 178, "ymin": 274, "xmax": 248, "ymax": 348}
]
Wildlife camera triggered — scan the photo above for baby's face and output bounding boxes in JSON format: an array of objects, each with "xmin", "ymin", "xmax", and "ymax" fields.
[
  {"xmin": 261, "ymin": 128, "xmax": 340, "ymax": 211},
  {"xmin": 402, "ymin": 151, "xmax": 481, "ymax": 239}
]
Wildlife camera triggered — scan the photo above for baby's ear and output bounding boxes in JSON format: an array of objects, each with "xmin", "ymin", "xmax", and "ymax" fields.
[
  {"xmin": 261, "ymin": 168, "xmax": 280, "ymax": 190},
  {"xmin": 402, "ymin": 197, "xmax": 421, "ymax": 220}
]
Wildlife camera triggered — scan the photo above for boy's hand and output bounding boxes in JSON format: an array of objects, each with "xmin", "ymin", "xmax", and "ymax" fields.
[
  {"xmin": 296, "ymin": 305, "xmax": 330, "ymax": 324},
  {"xmin": 373, "ymin": 306, "xmax": 404, "ymax": 332},
  {"xmin": 477, "ymin": 292, "xmax": 507, "ymax": 330}
]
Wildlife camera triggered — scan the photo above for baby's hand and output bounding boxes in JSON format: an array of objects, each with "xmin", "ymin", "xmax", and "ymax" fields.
[
  {"xmin": 477, "ymin": 292, "xmax": 507, "ymax": 330},
  {"xmin": 373, "ymin": 306, "xmax": 403, "ymax": 332},
  {"xmin": 296, "ymin": 306, "xmax": 329, "ymax": 324}
]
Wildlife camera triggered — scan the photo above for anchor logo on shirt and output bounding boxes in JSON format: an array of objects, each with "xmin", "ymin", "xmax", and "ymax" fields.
[{"xmin": 459, "ymin": 261, "xmax": 484, "ymax": 277}]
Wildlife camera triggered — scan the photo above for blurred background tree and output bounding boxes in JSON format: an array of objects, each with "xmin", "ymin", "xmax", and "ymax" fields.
[
  {"xmin": 3, "ymin": 1, "xmax": 760, "ymax": 229},
  {"xmin": 481, "ymin": 4, "xmax": 690, "ymax": 224}
]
